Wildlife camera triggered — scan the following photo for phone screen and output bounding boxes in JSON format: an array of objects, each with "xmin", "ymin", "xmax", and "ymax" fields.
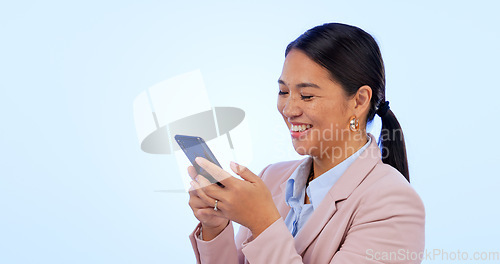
[{"xmin": 175, "ymin": 135, "xmax": 224, "ymax": 187}]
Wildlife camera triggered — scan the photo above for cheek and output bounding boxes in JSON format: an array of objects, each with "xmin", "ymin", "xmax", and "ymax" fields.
[
  {"xmin": 308, "ymin": 104, "xmax": 330, "ymax": 122},
  {"xmin": 309, "ymin": 103, "xmax": 344, "ymax": 128}
]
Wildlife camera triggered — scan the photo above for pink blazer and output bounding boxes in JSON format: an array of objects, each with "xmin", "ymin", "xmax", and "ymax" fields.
[{"xmin": 189, "ymin": 134, "xmax": 425, "ymax": 263}]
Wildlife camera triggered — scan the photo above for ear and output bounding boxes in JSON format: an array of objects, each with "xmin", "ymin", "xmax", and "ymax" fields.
[{"xmin": 354, "ymin": 85, "xmax": 372, "ymax": 116}]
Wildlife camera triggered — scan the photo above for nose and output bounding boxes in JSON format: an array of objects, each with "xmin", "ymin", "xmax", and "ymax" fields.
[{"xmin": 281, "ymin": 96, "xmax": 302, "ymax": 118}]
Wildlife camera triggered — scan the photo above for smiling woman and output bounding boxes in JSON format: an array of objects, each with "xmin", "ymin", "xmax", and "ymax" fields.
[
  {"xmin": 276, "ymin": 49, "xmax": 372, "ymax": 175},
  {"xmin": 187, "ymin": 23, "xmax": 425, "ymax": 264}
]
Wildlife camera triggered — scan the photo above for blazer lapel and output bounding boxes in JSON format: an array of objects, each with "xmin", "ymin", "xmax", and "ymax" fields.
[
  {"xmin": 275, "ymin": 181, "xmax": 291, "ymax": 218},
  {"xmin": 293, "ymin": 134, "xmax": 382, "ymax": 255}
]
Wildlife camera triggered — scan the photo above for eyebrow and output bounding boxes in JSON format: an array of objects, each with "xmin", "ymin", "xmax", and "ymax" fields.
[{"xmin": 278, "ymin": 79, "xmax": 321, "ymax": 89}]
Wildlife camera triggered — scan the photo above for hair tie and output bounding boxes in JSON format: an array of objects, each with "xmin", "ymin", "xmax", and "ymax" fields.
[{"xmin": 377, "ymin": 101, "xmax": 390, "ymax": 117}]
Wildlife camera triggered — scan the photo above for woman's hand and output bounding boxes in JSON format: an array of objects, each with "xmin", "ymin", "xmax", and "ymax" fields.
[
  {"xmin": 187, "ymin": 165, "xmax": 229, "ymax": 241},
  {"xmin": 191, "ymin": 157, "xmax": 281, "ymax": 238}
]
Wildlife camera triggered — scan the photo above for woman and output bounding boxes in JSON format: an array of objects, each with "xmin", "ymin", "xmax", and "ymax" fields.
[{"xmin": 187, "ymin": 23, "xmax": 425, "ymax": 264}]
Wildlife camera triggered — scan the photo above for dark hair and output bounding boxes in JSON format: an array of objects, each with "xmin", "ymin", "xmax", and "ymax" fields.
[{"xmin": 285, "ymin": 23, "xmax": 410, "ymax": 182}]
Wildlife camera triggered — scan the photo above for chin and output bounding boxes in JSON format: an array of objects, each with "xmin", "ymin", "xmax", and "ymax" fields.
[{"xmin": 292, "ymin": 142, "xmax": 314, "ymax": 156}]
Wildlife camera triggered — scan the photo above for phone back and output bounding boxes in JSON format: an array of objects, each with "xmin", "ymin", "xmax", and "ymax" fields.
[{"xmin": 174, "ymin": 135, "xmax": 222, "ymax": 182}]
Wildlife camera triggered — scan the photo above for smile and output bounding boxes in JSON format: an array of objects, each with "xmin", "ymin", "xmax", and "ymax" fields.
[{"xmin": 291, "ymin": 124, "xmax": 312, "ymax": 132}]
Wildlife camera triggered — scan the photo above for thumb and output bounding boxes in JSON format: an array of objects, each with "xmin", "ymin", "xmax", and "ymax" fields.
[{"xmin": 230, "ymin": 161, "xmax": 258, "ymax": 182}]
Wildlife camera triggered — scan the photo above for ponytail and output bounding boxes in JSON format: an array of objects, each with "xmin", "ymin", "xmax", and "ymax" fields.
[{"xmin": 379, "ymin": 109, "xmax": 410, "ymax": 182}]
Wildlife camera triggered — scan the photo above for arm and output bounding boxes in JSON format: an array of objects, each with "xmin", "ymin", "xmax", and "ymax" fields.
[
  {"xmin": 189, "ymin": 163, "xmax": 274, "ymax": 264},
  {"xmin": 189, "ymin": 221, "xmax": 239, "ymax": 264},
  {"xmin": 190, "ymin": 216, "xmax": 305, "ymax": 264},
  {"xmin": 236, "ymin": 218, "xmax": 304, "ymax": 263},
  {"xmin": 236, "ymin": 171, "xmax": 425, "ymax": 264},
  {"xmin": 232, "ymin": 163, "xmax": 305, "ymax": 264}
]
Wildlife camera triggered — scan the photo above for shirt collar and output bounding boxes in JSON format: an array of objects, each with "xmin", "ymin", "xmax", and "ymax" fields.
[
  {"xmin": 285, "ymin": 157, "xmax": 312, "ymax": 207},
  {"xmin": 285, "ymin": 135, "xmax": 372, "ymax": 209},
  {"xmin": 307, "ymin": 135, "xmax": 372, "ymax": 209}
]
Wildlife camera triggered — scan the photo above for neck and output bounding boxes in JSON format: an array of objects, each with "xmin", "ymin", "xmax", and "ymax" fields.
[{"xmin": 311, "ymin": 134, "xmax": 369, "ymax": 180}]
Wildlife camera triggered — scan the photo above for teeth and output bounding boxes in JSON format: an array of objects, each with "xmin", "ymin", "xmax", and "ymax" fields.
[{"xmin": 291, "ymin": 124, "xmax": 311, "ymax": 132}]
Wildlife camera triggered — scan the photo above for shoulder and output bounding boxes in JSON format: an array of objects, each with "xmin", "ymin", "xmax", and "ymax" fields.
[
  {"xmin": 368, "ymin": 164, "xmax": 423, "ymax": 201},
  {"xmin": 353, "ymin": 162, "xmax": 425, "ymax": 221}
]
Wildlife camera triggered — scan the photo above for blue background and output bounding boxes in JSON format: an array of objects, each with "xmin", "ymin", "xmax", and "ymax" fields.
[{"xmin": 1, "ymin": 1, "xmax": 499, "ymax": 263}]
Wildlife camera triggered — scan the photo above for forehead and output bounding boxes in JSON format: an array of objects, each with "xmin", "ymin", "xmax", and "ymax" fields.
[{"xmin": 279, "ymin": 49, "xmax": 332, "ymax": 85}]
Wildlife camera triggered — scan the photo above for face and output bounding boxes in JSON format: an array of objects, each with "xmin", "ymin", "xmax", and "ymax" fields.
[{"xmin": 277, "ymin": 49, "xmax": 354, "ymax": 158}]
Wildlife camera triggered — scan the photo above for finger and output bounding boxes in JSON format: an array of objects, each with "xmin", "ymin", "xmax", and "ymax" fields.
[
  {"xmin": 188, "ymin": 167, "xmax": 211, "ymax": 186},
  {"xmin": 187, "ymin": 166, "xmax": 198, "ymax": 181},
  {"xmin": 230, "ymin": 161, "xmax": 259, "ymax": 183},
  {"xmin": 189, "ymin": 194, "xmax": 211, "ymax": 209},
  {"xmin": 188, "ymin": 182, "xmax": 200, "ymax": 198},
  {"xmin": 195, "ymin": 157, "xmax": 236, "ymax": 185},
  {"xmin": 195, "ymin": 174, "xmax": 227, "ymax": 199},
  {"xmin": 191, "ymin": 180, "xmax": 220, "ymax": 207},
  {"xmin": 195, "ymin": 173, "xmax": 217, "ymax": 189},
  {"xmin": 197, "ymin": 207, "xmax": 225, "ymax": 219}
]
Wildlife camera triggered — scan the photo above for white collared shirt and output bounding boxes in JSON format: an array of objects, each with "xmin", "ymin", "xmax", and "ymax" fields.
[{"xmin": 284, "ymin": 136, "xmax": 372, "ymax": 237}]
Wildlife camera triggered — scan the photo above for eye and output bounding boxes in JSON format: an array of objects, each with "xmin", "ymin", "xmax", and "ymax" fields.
[
  {"xmin": 301, "ymin": 95, "xmax": 313, "ymax": 100},
  {"xmin": 278, "ymin": 90, "xmax": 288, "ymax": 95}
]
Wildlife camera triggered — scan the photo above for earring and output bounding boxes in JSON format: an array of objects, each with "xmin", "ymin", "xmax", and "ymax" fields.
[{"xmin": 349, "ymin": 116, "xmax": 359, "ymax": 132}]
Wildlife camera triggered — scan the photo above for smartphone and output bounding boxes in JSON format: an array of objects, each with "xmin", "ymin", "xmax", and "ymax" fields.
[{"xmin": 174, "ymin": 134, "xmax": 225, "ymax": 187}]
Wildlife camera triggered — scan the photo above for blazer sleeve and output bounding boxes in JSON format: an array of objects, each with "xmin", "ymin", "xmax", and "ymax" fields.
[
  {"xmin": 189, "ymin": 164, "xmax": 278, "ymax": 264},
  {"xmin": 190, "ymin": 217, "xmax": 306, "ymax": 264},
  {"xmin": 189, "ymin": 221, "xmax": 239, "ymax": 264},
  {"xmin": 331, "ymin": 172, "xmax": 426, "ymax": 264},
  {"xmin": 236, "ymin": 217, "xmax": 304, "ymax": 263},
  {"xmin": 231, "ymin": 162, "xmax": 306, "ymax": 264}
]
